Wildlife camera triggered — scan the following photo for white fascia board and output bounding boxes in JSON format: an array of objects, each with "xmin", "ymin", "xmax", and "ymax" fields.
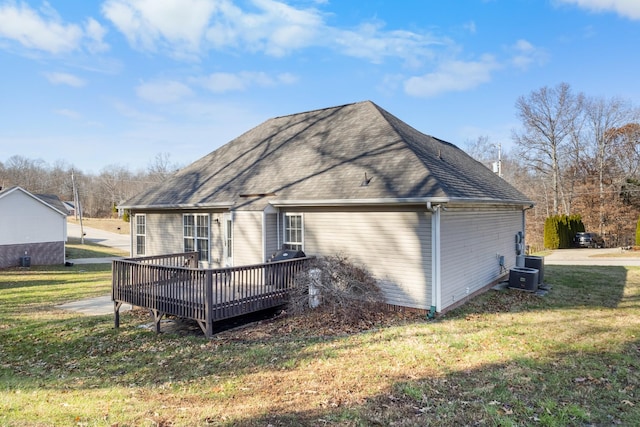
[
  {"xmin": 269, "ymin": 196, "xmax": 533, "ymax": 208},
  {"xmin": 119, "ymin": 203, "xmax": 234, "ymax": 210},
  {"xmin": 269, "ymin": 197, "xmax": 451, "ymax": 207}
]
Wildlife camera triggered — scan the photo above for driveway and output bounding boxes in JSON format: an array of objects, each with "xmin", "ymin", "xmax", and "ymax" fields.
[
  {"xmin": 544, "ymin": 248, "xmax": 640, "ymax": 267},
  {"xmin": 59, "ymin": 222, "xmax": 133, "ymax": 315}
]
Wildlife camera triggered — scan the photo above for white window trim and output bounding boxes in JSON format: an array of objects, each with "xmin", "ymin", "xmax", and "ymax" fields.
[
  {"xmin": 283, "ymin": 212, "xmax": 304, "ymax": 251},
  {"xmin": 135, "ymin": 214, "xmax": 146, "ymax": 256},
  {"xmin": 183, "ymin": 213, "xmax": 210, "ymax": 262},
  {"xmin": 224, "ymin": 213, "xmax": 233, "ymax": 267}
]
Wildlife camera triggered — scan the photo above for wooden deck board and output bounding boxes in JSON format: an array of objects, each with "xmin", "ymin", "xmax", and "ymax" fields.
[{"xmin": 112, "ymin": 253, "xmax": 311, "ymax": 337}]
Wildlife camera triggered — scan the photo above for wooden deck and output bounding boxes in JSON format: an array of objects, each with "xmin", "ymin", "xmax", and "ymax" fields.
[{"xmin": 112, "ymin": 252, "xmax": 312, "ymax": 338}]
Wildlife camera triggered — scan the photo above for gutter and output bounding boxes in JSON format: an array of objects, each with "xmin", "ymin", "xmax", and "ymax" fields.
[
  {"xmin": 118, "ymin": 202, "xmax": 234, "ymax": 210},
  {"xmin": 269, "ymin": 197, "xmax": 451, "ymax": 207},
  {"xmin": 269, "ymin": 196, "xmax": 533, "ymax": 208},
  {"xmin": 120, "ymin": 196, "xmax": 534, "ymax": 211}
]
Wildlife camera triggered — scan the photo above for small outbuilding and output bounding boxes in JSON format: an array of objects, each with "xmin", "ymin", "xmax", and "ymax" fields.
[
  {"xmin": 119, "ymin": 101, "xmax": 534, "ymax": 314},
  {"xmin": 0, "ymin": 186, "xmax": 68, "ymax": 268}
]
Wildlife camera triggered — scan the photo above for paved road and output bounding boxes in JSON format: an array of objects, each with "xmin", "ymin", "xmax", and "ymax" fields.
[
  {"xmin": 544, "ymin": 247, "xmax": 640, "ymax": 266},
  {"xmin": 67, "ymin": 222, "xmax": 131, "ymax": 263},
  {"xmin": 67, "ymin": 222, "xmax": 130, "ymax": 252}
]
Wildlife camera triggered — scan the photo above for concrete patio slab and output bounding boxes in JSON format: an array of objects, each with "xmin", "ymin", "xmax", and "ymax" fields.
[{"xmin": 56, "ymin": 295, "xmax": 131, "ymax": 316}]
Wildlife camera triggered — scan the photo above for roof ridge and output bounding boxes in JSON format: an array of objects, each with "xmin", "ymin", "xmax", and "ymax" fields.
[
  {"xmin": 272, "ymin": 100, "xmax": 372, "ymax": 120},
  {"xmin": 367, "ymin": 102, "xmax": 452, "ymax": 196}
]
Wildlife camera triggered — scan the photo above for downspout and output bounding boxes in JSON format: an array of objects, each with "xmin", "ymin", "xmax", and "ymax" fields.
[
  {"xmin": 262, "ymin": 211, "xmax": 266, "ymax": 262},
  {"xmin": 523, "ymin": 204, "xmax": 534, "ymax": 254},
  {"xmin": 129, "ymin": 211, "xmax": 134, "ymax": 257},
  {"xmin": 427, "ymin": 202, "xmax": 441, "ymax": 319}
]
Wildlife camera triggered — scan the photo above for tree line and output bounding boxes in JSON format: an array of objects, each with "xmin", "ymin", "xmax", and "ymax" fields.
[
  {"xmin": 467, "ymin": 82, "xmax": 640, "ymax": 249},
  {"xmin": 0, "ymin": 153, "xmax": 180, "ymax": 218},
  {"xmin": 3, "ymin": 82, "xmax": 640, "ymax": 249}
]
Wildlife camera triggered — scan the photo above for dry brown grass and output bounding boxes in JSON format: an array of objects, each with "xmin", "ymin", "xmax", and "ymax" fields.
[
  {"xmin": 3, "ymin": 259, "xmax": 640, "ymax": 425},
  {"xmin": 67, "ymin": 217, "xmax": 129, "ymax": 234}
]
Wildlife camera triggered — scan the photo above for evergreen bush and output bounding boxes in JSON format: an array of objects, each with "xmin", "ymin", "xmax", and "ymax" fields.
[{"xmin": 544, "ymin": 214, "xmax": 584, "ymax": 249}]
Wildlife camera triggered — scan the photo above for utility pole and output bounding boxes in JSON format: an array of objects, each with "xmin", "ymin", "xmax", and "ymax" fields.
[
  {"xmin": 492, "ymin": 143, "xmax": 503, "ymax": 178},
  {"xmin": 71, "ymin": 170, "xmax": 85, "ymax": 244}
]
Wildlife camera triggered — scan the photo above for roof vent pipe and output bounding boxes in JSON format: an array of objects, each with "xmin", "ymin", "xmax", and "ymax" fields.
[{"xmin": 360, "ymin": 172, "xmax": 372, "ymax": 187}]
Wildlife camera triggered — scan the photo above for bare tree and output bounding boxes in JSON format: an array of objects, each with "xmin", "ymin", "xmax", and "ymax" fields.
[
  {"xmin": 147, "ymin": 152, "xmax": 179, "ymax": 182},
  {"xmin": 0, "ymin": 160, "xmax": 6, "ymax": 189},
  {"xmin": 4, "ymin": 155, "xmax": 48, "ymax": 192},
  {"xmin": 583, "ymin": 96, "xmax": 637, "ymax": 234},
  {"xmin": 611, "ymin": 123, "xmax": 640, "ymax": 179},
  {"xmin": 96, "ymin": 165, "xmax": 138, "ymax": 217},
  {"xmin": 463, "ymin": 135, "xmax": 495, "ymax": 165},
  {"xmin": 513, "ymin": 82, "xmax": 585, "ymax": 215}
]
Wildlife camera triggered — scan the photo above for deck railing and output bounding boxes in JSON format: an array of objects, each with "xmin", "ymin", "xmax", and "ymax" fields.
[{"xmin": 112, "ymin": 253, "xmax": 312, "ymax": 338}]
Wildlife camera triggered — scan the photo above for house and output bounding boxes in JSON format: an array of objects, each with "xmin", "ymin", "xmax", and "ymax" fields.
[
  {"xmin": 0, "ymin": 186, "xmax": 69, "ymax": 268},
  {"xmin": 119, "ymin": 101, "xmax": 533, "ymax": 314},
  {"xmin": 63, "ymin": 201, "xmax": 76, "ymax": 216}
]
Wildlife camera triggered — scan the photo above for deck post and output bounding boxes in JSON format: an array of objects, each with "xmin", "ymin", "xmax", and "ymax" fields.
[
  {"xmin": 112, "ymin": 260, "xmax": 121, "ymax": 330},
  {"xmin": 205, "ymin": 269, "xmax": 214, "ymax": 338},
  {"xmin": 114, "ymin": 301, "xmax": 122, "ymax": 329}
]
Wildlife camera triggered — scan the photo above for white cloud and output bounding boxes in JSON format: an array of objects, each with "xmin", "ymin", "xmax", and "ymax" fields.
[
  {"xmin": 102, "ymin": 0, "xmax": 217, "ymax": 56},
  {"xmin": 463, "ymin": 21, "xmax": 477, "ymax": 34},
  {"xmin": 0, "ymin": 1, "xmax": 83, "ymax": 53},
  {"xmin": 136, "ymin": 80, "xmax": 194, "ymax": 104},
  {"xmin": 204, "ymin": 0, "xmax": 324, "ymax": 57},
  {"xmin": 0, "ymin": 2, "xmax": 110, "ymax": 55},
  {"xmin": 102, "ymin": 0, "xmax": 444, "ymax": 66},
  {"xmin": 329, "ymin": 22, "xmax": 444, "ymax": 67},
  {"xmin": 508, "ymin": 39, "xmax": 548, "ymax": 70},
  {"xmin": 556, "ymin": 0, "xmax": 640, "ymax": 20},
  {"xmin": 404, "ymin": 55, "xmax": 500, "ymax": 98},
  {"xmin": 44, "ymin": 72, "xmax": 86, "ymax": 87},
  {"xmin": 84, "ymin": 17, "xmax": 109, "ymax": 53},
  {"xmin": 196, "ymin": 71, "xmax": 297, "ymax": 93}
]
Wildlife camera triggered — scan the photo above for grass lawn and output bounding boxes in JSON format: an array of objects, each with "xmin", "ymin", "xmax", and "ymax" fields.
[
  {"xmin": 1, "ymin": 263, "xmax": 640, "ymax": 426},
  {"xmin": 65, "ymin": 237, "xmax": 129, "ymax": 259}
]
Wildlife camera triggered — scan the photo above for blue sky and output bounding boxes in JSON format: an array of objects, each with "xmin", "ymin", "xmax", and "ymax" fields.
[{"xmin": 1, "ymin": 0, "xmax": 639, "ymax": 174}]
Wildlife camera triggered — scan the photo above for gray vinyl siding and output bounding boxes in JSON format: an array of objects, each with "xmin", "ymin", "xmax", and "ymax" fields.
[
  {"xmin": 144, "ymin": 213, "xmax": 183, "ymax": 256},
  {"xmin": 288, "ymin": 207, "xmax": 432, "ymax": 310},
  {"xmin": 231, "ymin": 211, "xmax": 264, "ymax": 266},
  {"xmin": 264, "ymin": 212, "xmax": 279, "ymax": 260},
  {"xmin": 439, "ymin": 208, "xmax": 522, "ymax": 311},
  {"xmin": 135, "ymin": 211, "xmax": 226, "ymax": 267}
]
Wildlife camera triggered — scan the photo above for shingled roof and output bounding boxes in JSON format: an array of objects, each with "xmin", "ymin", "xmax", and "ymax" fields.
[
  {"xmin": 121, "ymin": 101, "xmax": 531, "ymax": 210},
  {"xmin": 0, "ymin": 186, "xmax": 69, "ymax": 216}
]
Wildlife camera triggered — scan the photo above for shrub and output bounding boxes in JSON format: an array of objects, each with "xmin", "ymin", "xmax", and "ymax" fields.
[
  {"xmin": 636, "ymin": 217, "xmax": 640, "ymax": 246},
  {"xmin": 289, "ymin": 254, "xmax": 385, "ymax": 321},
  {"xmin": 544, "ymin": 214, "xmax": 584, "ymax": 249}
]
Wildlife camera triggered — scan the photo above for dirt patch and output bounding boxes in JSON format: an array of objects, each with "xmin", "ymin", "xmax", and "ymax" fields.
[
  {"xmin": 215, "ymin": 305, "xmax": 427, "ymax": 341},
  {"xmin": 131, "ymin": 304, "xmax": 428, "ymax": 340}
]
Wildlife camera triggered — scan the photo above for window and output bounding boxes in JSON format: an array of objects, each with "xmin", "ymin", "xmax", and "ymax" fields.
[
  {"xmin": 184, "ymin": 214, "xmax": 210, "ymax": 261},
  {"xmin": 283, "ymin": 213, "xmax": 303, "ymax": 251},
  {"xmin": 135, "ymin": 214, "xmax": 146, "ymax": 255}
]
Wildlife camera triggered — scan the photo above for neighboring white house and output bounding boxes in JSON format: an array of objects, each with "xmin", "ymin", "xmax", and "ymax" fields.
[
  {"xmin": 0, "ymin": 186, "xmax": 68, "ymax": 268},
  {"xmin": 119, "ymin": 101, "xmax": 534, "ymax": 314}
]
